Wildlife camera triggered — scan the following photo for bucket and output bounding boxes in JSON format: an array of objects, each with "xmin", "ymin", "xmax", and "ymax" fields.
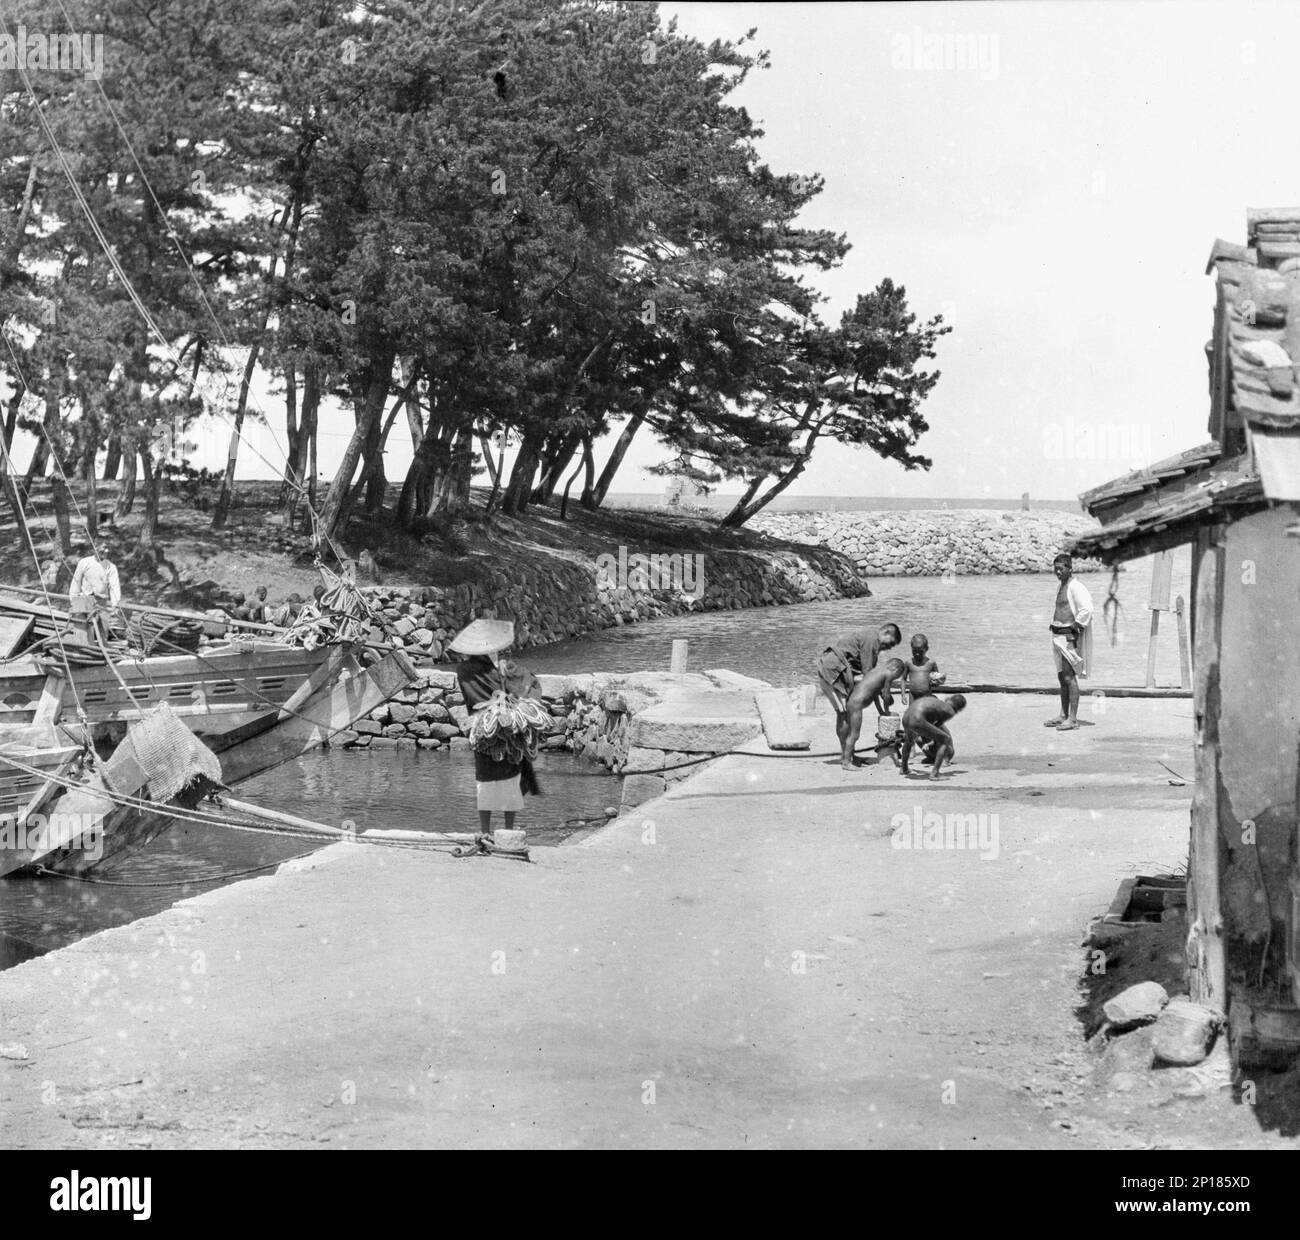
[{"xmin": 877, "ymin": 713, "xmax": 903, "ymax": 741}]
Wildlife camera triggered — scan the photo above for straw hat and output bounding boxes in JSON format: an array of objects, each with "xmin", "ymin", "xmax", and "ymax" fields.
[{"xmin": 448, "ymin": 618, "xmax": 514, "ymax": 656}]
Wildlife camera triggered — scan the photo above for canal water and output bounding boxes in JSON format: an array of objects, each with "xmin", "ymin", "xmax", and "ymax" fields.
[
  {"xmin": 0, "ymin": 550, "xmax": 1189, "ymax": 969},
  {"xmin": 523, "ymin": 551, "xmax": 1194, "ymax": 690},
  {"xmin": 0, "ymin": 748, "xmax": 622, "ymax": 970}
]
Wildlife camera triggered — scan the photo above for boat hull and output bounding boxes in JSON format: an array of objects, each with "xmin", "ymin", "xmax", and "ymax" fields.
[{"xmin": 2, "ymin": 645, "xmax": 418, "ymax": 877}]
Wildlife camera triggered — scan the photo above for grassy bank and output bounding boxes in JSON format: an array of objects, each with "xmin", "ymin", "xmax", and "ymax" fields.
[{"xmin": 0, "ymin": 479, "xmax": 852, "ymax": 612}]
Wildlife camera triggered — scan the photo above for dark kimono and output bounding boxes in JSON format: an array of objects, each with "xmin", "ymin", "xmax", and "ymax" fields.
[{"xmin": 456, "ymin": 655, "xmax": 542, "ymax": 794}]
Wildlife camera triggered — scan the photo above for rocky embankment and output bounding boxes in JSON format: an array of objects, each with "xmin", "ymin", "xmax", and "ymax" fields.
[
  {"xmin": 338, "ymin": 667, "xmax": 772, "ymax": 809},
  {"xmin": 344, "ymin": 543, "xmax": 867, "ymax": 661},
  {"xmin": 751, "ymin": 509, "xmax": 1102, "ymax": 576}
]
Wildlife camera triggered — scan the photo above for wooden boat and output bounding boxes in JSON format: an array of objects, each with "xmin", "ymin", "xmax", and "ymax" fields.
[{"xmin": 0, "ymin": 587, "xmax": 418, "ymax": 878}]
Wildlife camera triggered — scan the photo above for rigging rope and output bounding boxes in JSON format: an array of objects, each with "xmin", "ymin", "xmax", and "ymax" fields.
[{"xmin": 1102, "ymin": 565, "xmax": 1124, "ymax": 647}]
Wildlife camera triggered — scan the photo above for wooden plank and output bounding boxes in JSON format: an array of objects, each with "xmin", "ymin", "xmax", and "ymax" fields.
[
  {"xmin": 212, "ymin": 647, "xmax": 417, "ymax": 786},
  {"xmin": 754, "ymin": 688, "xmax": 810, "ymax": 751},
  {"xmin": 1176, "ymin": 596, "xmax": 1192, "ymax": 692},
  {"xmin": 1145, "ymin": 609, "xmax": 1161, "ymax": 689},
  {"xmin": 14, "ymin": 751, "xmax": 80, "ymax": 829},
  {"xmin": 1148, "ymin": 549, "xmax": 1175, "ymax": 610},
  {"xmin": 0, "ymin": 613, "xmax": 33, "ymax": 659},
  {"xmin": 1187, "ymin": 541, "xmax": 1226, "ymax": 1013}
]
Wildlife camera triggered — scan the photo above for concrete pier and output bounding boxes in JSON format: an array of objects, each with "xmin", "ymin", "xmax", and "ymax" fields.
[{"xmin": 3, "ymin": 690, "xmax": 1273, "ymax": 1150}]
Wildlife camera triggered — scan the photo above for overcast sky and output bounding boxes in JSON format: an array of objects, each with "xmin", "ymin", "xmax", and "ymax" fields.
[{"xmin": 632, "ymin": 0, "xmax": 1300, "ymax": 501}]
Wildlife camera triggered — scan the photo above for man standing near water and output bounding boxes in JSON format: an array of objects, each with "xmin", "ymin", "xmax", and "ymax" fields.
[
  {"xmin": 1045, "ymin": 552, "xmax": 1093, "ymax": 732},
  {"xmin": 817, "ymin": 622, "xmax": 902, "ymax": 769}
]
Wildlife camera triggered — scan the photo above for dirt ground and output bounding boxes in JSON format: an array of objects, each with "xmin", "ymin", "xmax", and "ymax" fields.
[
  {"xmin": 1, "ymin": 692, "xmax": 1296, "ymax": 1149},
  {"xmin": 0, "ymin": 478, "xmax": 793, "ymax": 610}
]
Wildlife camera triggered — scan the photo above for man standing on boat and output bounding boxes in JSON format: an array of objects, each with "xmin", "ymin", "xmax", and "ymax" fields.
[
  {"xmin": 69, "ymin": 540, "xmax": 122, "ymax": 642},
  {"xmin": 1045, "ymin": 552, "xmax": 1093, "ymax": 732}
]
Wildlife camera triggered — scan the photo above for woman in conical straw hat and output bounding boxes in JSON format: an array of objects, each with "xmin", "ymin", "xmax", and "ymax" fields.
[{"xmin": 452, "ymin": 619, "xmax": 543, "ymax": 839}]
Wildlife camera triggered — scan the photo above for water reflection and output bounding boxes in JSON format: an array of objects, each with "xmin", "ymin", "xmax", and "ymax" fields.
[{"xmin": 0, "ymin": 748, "xmax": 621, "ymax": 968}]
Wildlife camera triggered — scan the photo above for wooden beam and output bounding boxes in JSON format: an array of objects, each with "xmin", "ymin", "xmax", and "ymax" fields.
[{"xmin": 1187, "ymin": 539, "xmax": 1226, "ymax": 1013}]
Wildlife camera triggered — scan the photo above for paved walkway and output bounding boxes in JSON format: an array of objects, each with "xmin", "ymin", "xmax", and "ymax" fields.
[{"xmin": 1, "ymin": 694, "xmax": 1198, "ymax": 1148}]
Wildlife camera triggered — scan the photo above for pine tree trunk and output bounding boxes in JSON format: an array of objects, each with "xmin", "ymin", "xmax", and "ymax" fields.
[
  {"xmin": 2, "ymin": 388, "xmax": 19, "ymax": 453},
  {"xmin": 501, "ymin": 427, "xmax": 544, "ymax": 516},
  {"xmin": 318, "ymin": 349, "xmax": 394, "ymax": 543},
  {"xmin": 285, "ymin": 365, "xmax": 320, "ymax": 522},
  {"xmin": 590, "ymin": 411, "xmax": 644, "ymax": 508},
  {"xmin": 137, "ymin": 445, "xmax": 160, "ymax": 553},
  {"xmin": 278, "ymin": 365, "xmax": 299, "ymax": 510},
  {"xmin": 532, "ymin": 430, "xmax": 582, "ymax": 504},
  {"xmin": 102, "ymin": 433, "xmax": 122, "ymax": 482},
  {"xmin": 720, "ymin": 435, "xmax": 819, "ymax": 528},
  {"xmin": 720, "ymin": 476, "xmax": 764, "ymax": 527}
]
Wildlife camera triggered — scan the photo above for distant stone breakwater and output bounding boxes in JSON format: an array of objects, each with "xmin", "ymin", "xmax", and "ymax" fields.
[
  {"xmin": 750, "ymin": 508, "xmax": 1102, "ymax": 576},
  {"xmin": 347, "ymin": 542, "xmax": 869, "ymax": 661}
]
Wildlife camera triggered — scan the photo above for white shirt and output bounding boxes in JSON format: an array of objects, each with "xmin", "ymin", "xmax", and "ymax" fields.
[
  {"xmin": 1061, "ymin": 576, "xmax": 1094, "ymax": 676},
  {"xmin": 1064, "ymin": 577, "xmax": 1093, "ymax": 628},
  {"xmin": 69, "ymin": 556, "xmax": 121, "ymax": 608}
]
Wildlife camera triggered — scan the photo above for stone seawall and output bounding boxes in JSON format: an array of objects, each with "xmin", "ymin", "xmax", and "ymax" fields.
[
  {"xmin": 750, "ymin": 509, "xmax": 1102, "ymax": 576},
  {"xmin": 350, "ymin": 543, "xmax": 868, "ymax": 662},
  {"xmin": 334, "ymin": 668, "xmax": 773, "ymax": 810}
]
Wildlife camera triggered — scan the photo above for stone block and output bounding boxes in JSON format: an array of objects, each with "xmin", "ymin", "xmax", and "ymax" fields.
[
  {"xmin": 389, "ymin": 703, "xmax": 417, "ymax": 724},
  {"xmin": 621, "ymin": 773, "xmax": 666, "ymax": 807},
  {"xmin": 1151, "ymin": 998, "xmax": 1220, "ymax": 1066},
  {"xmin": 630, "ymin": 715, "xmax": 762, "ymax": 754},
  {"xmin": 419, "ymin": 669, "xmax": 459, "ymax": 691},
  {"xmin": 383, "ymin": 723, "xmax": 408, "ymax": 738},
  {"xmin": 428, "ymin": 722, "xmax": 462, "ymax": 740},
  {"xmin": 353, "ymin": 719, "xmax": 383, "ymax": 736},
  {"xmin": 537, "ymin": 674, "xmax": 575, "ymax": 701},
  {"xmin": 370, "ymin": 737, "xmax": 398, "ymax": 749},
  {"xmin": 1102, "ymin": 981, "xmax": 1169, "ymax": 1029}
]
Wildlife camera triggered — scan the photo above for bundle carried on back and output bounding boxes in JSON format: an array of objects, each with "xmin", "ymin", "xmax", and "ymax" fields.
[{"xmin": 468, "ymin": 689, "xmax": 550, "ymax": 766}]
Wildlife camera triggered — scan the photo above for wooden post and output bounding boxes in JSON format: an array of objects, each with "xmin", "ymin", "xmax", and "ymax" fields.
[
  {"xmin": 670, "ymin": 639, "xmax": 688, "ymax": 672},
  {"xmin": 1175, "ymin": 595, "xmax": 1191, "ymax": 691},
  {"xmin": 1145, "ymin": 609, "xmax": 1160, "ymax": 689},
  {"xmin": 1187, "ymin": 541, "xmax": 1226, "ymax": 1013}
]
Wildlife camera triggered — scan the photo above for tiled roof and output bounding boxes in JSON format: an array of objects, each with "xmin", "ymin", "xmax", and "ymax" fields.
[
  {"xmin": 1207, "ymin": 209, "xmax": 1300, "ymax": 427},
  {"xmin": 1069, "ymin": 454, "xmax": 1264, "ymax": 561},
  {"xmin": 1079, "ymin": 442, "xmax": 1221, "ymax": 516}
]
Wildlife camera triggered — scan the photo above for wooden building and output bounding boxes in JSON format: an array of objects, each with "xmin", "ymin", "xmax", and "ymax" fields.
[{"xmin": 1070, "ymin": 208, "xmax": 1300, "ymax": 1063}]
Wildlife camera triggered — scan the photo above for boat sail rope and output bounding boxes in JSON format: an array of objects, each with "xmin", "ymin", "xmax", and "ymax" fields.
[{"xmin": 0, "ymin": 744, "xmax": 469, "ymax": 852}]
